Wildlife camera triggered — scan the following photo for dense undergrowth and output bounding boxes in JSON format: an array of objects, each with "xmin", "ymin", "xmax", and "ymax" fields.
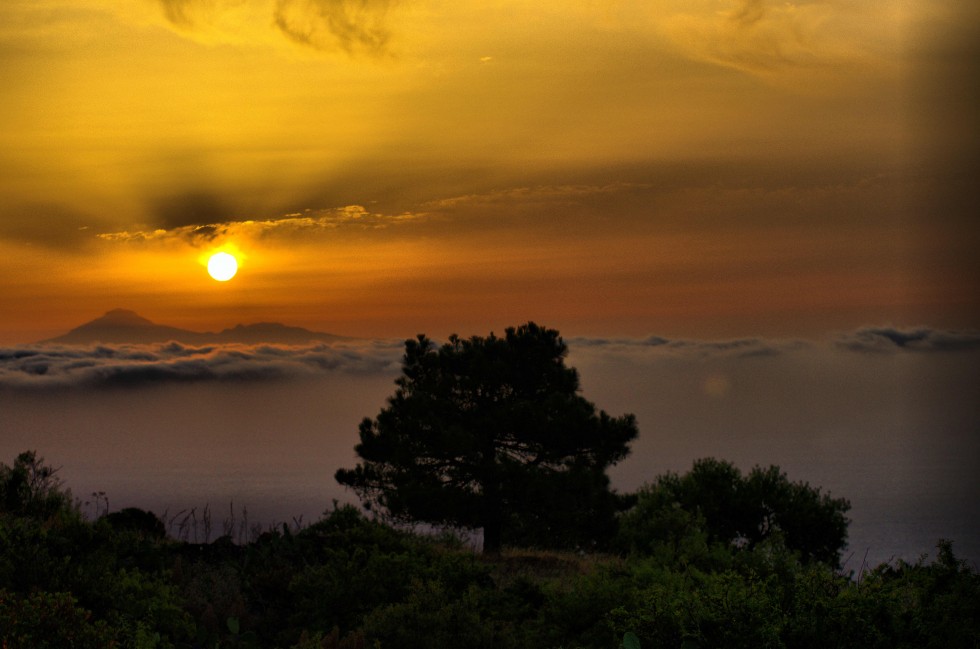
[{"xmin": 1, "ymin": 452, "xmax": 978, "ymax": 648}]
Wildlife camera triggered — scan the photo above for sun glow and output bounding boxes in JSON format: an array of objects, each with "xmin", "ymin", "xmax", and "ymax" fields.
[{"xmin": 207, "ymin": 252, "xmax": 238, "ymax": 282}]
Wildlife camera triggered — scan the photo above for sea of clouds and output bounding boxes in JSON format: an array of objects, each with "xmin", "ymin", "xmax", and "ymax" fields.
[
  {"xmin": 0, "ymin": 339, "xmax": 405, "ymax": 390},
  {"xmin": 2, "ymin": 326, "xmax": 978, "ymax": 391}
]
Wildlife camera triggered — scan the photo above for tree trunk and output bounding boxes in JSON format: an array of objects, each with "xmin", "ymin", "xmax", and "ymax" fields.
[
  {"xmin": 483, "ymin": 517, "xmax": 502, "ymax": 555},
  {"xmin": 481, "ymin": 476, "xmax": 503, "ymax": 555}
]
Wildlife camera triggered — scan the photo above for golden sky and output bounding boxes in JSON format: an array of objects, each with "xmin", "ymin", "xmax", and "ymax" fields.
[{"xmin": 1, "ymin": 0, "xmax": 977, "ymax": 342}]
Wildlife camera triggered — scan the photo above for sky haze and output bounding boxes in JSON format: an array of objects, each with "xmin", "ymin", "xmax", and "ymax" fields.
[{"xmin": 1, "ymin": 0, "xmax": 977, "ymax": 342}]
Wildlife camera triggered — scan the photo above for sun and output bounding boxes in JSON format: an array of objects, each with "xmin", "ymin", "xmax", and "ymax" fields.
[{"xmin": 207, "ymin": 252, "xmax": 238, "ymax": 282}]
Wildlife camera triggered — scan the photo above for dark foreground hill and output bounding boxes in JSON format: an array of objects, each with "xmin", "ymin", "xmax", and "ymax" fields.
[{"xmin": 41, "ymin": 308, "xmax": 349, "ymax": 345}]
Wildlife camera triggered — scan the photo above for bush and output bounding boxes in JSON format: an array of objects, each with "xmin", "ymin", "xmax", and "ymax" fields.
[
  {"xmin": 287, "ymin": 506, "xmax": 492, "ymax": 638},
  {"xmin": 4, "ymin": 452, "xmax": 975, "ymax": 649},
  {"xmin": 618, "ymin": 458, "xmax": 851, "ymax": 567},
  {"xmin": 362, "ymin": 581, "xmax": 516, "ymax": 649},
  {"xmin": 0, "ymin": 451, "xmax": 77, "ymax": 521},
  {"xmin": 0, "ymin": 589, "xmax": 119, "ymax": 649}
]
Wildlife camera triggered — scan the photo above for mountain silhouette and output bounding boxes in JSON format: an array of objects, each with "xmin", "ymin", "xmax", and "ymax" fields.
[{"xmin": 42, "ymin": 309, "xmax": 348, "ymax": 345}]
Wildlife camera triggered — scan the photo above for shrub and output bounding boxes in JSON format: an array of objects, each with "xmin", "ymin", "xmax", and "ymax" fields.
[
  {"xmin": 0, "ymin": 451, "xmax": 77, "ymax": 521},
  {"xmin": 0, "ymin": 589, "xmax": 119, "ymax": 649},
  {"xmin": 618, "ymin": 458, "xmax": 851, "ymax": 567}
]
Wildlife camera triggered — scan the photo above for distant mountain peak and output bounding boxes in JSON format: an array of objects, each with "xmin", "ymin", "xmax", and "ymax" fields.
[
  {"xmin": 95, "ymin": 309, "xmax": 156, "ymax": 326},
  {"xmin": 42, "ymin": 310, "xmax": 347, "ymax": 345}
]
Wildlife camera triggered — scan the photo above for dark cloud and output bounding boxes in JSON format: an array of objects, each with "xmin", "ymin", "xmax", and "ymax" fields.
[
  {"xmin": 0, "ymin": 202, "xmax": 100, "ymax": 248},
  {"xmin": 730, "ymin": 0, "xmax": 766, "ymax": 27},
  {"xmin": 835, "ymin": 328, "xmax": 980, "ymax": 353},
  {"xmin": 150, "ymin": 190, "xmax": 236, "ymax": 231},
  {"xmin": 153, "ymin": 0, "xmax": 399, "ymax": 55},
  {"xmin": 158, "ymin": 0, "xmax": 196, "ymax": 27},
  {"xmin": 273, "ymin": 0, "xmax": 396, "ymax": 54},
  {"xmin": 0, "ymin": 340, "xmax": 403, "ymax": 391}
]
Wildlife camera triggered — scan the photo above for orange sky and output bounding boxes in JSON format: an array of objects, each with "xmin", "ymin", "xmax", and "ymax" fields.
[{"xmin": 1, "ymin": 0, "xmax": 977, "ymax": 343}]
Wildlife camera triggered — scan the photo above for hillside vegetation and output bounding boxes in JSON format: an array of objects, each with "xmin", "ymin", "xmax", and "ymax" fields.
[{"xmin": 1, "ymin": 451, "xmax": 977, "ymax": 648}]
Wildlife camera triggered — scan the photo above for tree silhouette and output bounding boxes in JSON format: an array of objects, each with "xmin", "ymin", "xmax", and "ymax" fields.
[
  {"xmin": 0, "ymin": 450, "xmax": 74, "ymax": 520},
  {"xmin": 336, "ymin": 322, "xmax": 638, "ymax": 553}
]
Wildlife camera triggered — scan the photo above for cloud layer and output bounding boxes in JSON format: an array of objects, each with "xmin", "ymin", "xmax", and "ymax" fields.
[
  {"xmin": 571, "ymin": 327, "xmax": 980, "ymax": 358},
  {"xmin": 96, "ymin": 205, "xmax": 425, "ymax": 249},
  {"xmin": 4, "ymin": 327, "xmax": 977, "ymax": 391},
  {"xmin": 835, "ymin": 327, "xmax": 980, "ymax": 353},
  {"xmin": 0, "ymin": 339, "xmax": 403, "ymax": 390}
]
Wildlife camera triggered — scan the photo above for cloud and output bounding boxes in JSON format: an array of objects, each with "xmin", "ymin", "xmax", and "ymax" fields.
[
  {"xmin": 834, "ymin": 328, "xmax": 980, "ymax": 353},
  {"xmin": 0, "ymin": 339, "xmax": 403, "ymax": 391},
  {"xmin": 273, "ymin": 0, "xmax": 396, "ymax": 54},
  {"xmin": 157, "ymin": 0, "xmax": 197, "ymax": 27},
  {"xmin": 150, "ymin": 189, "xmax": 237, "ymax": 230},
  {"xmin": 421, "ymin": 183, "xmax": 651, "ymax": 210},
  {"xmin": 97, "ymin": 205, "xmax": 425, "ymax": 246},
  {"xmin": 5, "ymin": 327, "xmax": 977, "ymax": 391},
  {"xmin": 0, "ymin": 332, "xmax": 804, "ymax": 392},
  {"xmin": 659, "ymin": 0, "xmax": 873, "ymax": 81},
  {"xmin": 153, "ymin": 0, "xmax": 400, "ymax": 54},
  {"xmin": 567, "ymin": 335, "xmax": 796, "ymax": 360},
  {"xmin": 0, "ymin": 202, "xmax": 103, "ymax": 249},
  {"xmin": 567, "ymin": 327, "xmax": 980, "ymax": 365}
]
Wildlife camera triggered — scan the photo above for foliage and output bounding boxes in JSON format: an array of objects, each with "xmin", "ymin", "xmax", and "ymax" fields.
[
  {"xmin": 105, "ymin": 507, "xmax": 168, "ymax": 540},
  {"xmin": 0, "ymin": 452, "xmax": 193, "ymax": 648},
  {"xmin": 0, "ymin": 450, "xmax": 76, "ymax": 521},
  {"xmin": 336, "ymin": 322, "xmax": 638, "ymax": 553},
  {"xmin": 3, "ymin": 450, "xmax": 977, "ymax": 649},
  {"xmin": 0, "ymin": 511, "xmax": 194, "ymax": 646},
  {"xmin": 621, "ymin": 631, "xmax": 641, "ymax": 649},
  {"xmin": 289, "ymin": 506, "xmax": 493, "ymax": 636},
  {"xmin": 0, "ymin": 589, "xmax": 119, "ymax": 649},
  {"xmin": 617, "ymin": 458, "xmax": 852, "ymax": 567},
  {"xmin": 361, "ymin": 581, "xmax": 516, "ymax": 648}
]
